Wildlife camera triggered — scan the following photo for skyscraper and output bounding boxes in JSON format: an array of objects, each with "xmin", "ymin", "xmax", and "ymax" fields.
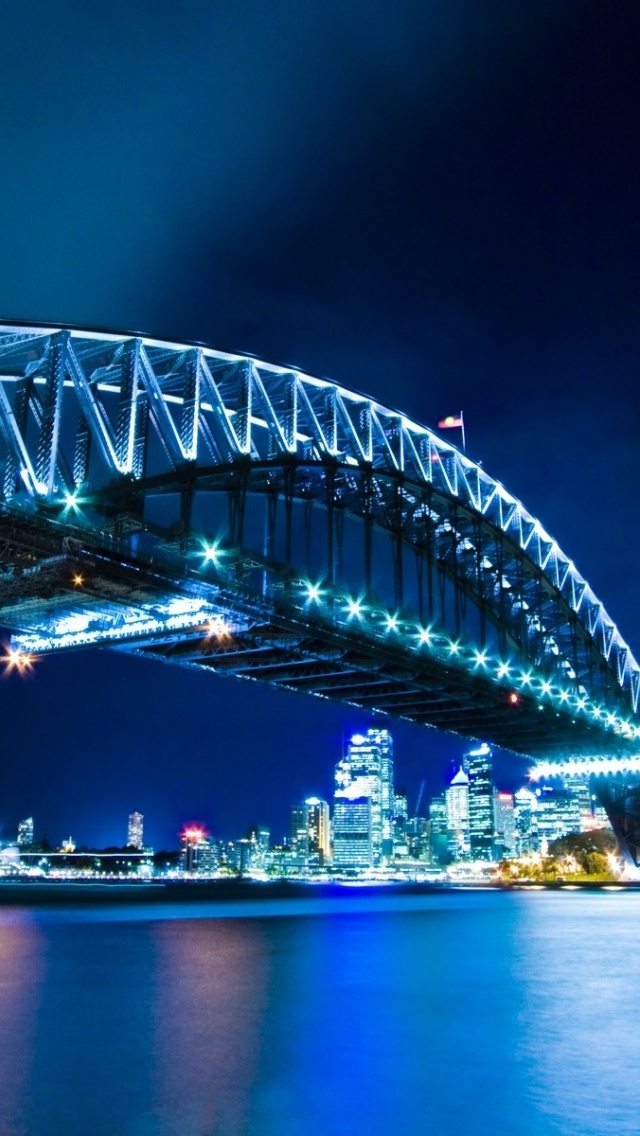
[
  {"xmin": 494, "ymin": 792, "xmax": 516, "ymax": 857},
  {"xmin": 127, "ymin": 812, "xmax": 144, "ymax": 850},
  {"xmin": 466, "ymin": 743, "xmax": 495, "ymax": 859},
  {"xmin": 333, "ymin": 728, "xmax": 394, "ymax": 867},
  {"xmin": 445, "ymin": 767, "xmax": 470, "ymax": 859},
  {"xmin": 332, "ymin": 788, "xmax": 373, "ymax": 870},
  {"xmin": 305, "ymin": 797, "xmax": 331, "ymax": 867}
]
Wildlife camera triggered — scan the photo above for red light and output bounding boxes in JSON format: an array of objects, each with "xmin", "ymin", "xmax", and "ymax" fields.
[
  {"xmin": 508, "ymin": 692, "xmax": 520, "ymax": 705},
  {"xmin": 182, "ymin": 826, "xmax": 206, "ymax": 842}
]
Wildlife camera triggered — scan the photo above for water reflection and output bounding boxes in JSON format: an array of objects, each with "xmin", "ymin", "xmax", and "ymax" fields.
[
  {"xmin": 0, "ymin": 893, "xmax": 638, "ymax": 1136},
  {"xmin": 151, "ymin": 917, "xmax": 271, "ymax": 1136},
  {"xmin": 0, "ymin": 911, "xmax": 46, "ymax": 1136}
]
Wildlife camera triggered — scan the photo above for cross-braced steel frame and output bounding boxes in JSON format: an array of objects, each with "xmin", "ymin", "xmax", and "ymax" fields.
[{"xmin": 0, "ymin": 322, "xmax": 639, "ymax": 762}]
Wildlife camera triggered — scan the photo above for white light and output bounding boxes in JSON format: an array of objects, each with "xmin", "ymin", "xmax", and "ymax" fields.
[
  {"xmin": 448, "ymin": 641, "xmax": 460, "ymax": 655},
  {"xmin": 541, "ymin": 681, "xmax": 552, "ymax": 695},
  {"xmin": 206, "ymin": 617, "xmax": 230, "ymax": 638},
  {"xmin": 346, "ymin": 598, "xmax": 363, "ymax": 618},
  {"xmin": 474, "ymin": 652, "xmax": 488, "ymax": 666},
  {"xmin": 497, "ymin": 662, "xmax": 510, "ymax": 678},
  {"xmin": 385, "ymin": 615, "xmax": 399, "ymax": 631},
  {"xmin": 305, "ymin": 583, "xmax": 322, "ymax": 603},
  {"xmin": 520, "ymin": 671, "xmax": 532, "ymax": 685},
  {"xmin": 203, "ymin": 542, "xmax": 220, "ymax": 564},
  {"xmin": 64, "ymin": 491, "xmax": 78, "ymax": 509},
  {"xmin": 418, "ymin": 627, "xmax": 432, "ymax": 645}
]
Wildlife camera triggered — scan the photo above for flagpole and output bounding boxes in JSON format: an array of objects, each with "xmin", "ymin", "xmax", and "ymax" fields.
[{"xmin": 460, "ymin": 411, "xmax": 465, "ymax": 453}]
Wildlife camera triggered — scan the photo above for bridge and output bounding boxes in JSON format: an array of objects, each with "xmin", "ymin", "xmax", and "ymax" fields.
[{"xmin": 1, "ymin": 324, "xmax": 640, "ymax": 817}]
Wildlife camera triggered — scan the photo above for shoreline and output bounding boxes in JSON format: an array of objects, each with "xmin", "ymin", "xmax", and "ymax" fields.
[{"xmin": 0, "ymin": 877, "xmax": 638, "ymax": 906}]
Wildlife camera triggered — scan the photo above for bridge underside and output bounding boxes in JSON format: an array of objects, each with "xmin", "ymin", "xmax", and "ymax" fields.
[{"xmin": 1, "ymin": 506, "xmax": 636, "ymax": 763}]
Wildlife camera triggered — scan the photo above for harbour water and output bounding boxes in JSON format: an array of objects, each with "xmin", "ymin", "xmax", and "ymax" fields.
[{"xmin": 0, "ymin": 888, "xmax": 638, "ymax": 1136}]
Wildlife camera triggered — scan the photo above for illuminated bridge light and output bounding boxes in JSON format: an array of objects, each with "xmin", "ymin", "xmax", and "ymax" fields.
[
  {"xmin": 529, "ymin": 754, "xmax": 640, "ymax": 781},
  {"xmin": 541, "ymin": 680, "xmax": 552, "ymax": 696},
  {"xmin": 417, "ymin": 627, "xmax": 432, "ymax": 645},
  {"xmin": 508, "ymin": 691, "xmax": 520, "ymax": 705},
  {"xmin": 72, "ymin": 573, "xmax": 84, "ymax": 587},
  {"xmin": 520, "ymin": 671, "xmax": 532, "ymax": 685},
  {"xmin": 497, "ymin": 662, "xmax": 510, "ymax": 678},
  {"xmin": 474, "ymin": 651, "xmax": 488, "ymax": 667},
  {"xmin": 346, "ymin": 597, "xmax": 364, "ymax": 619},
  {"xmin": 2, "ymin": 647, "xmax": 35, "ymax": 676},
  {"xmin": 559, "ymin": 690, "xmax": 570, "ymax": 703},
  {"xmin": 304, "ymin": 582, "xmax": 323, "ymax": 603},
  {"xmin": 64, "ymin": 491, "xmax": 79, "ymax": 510},
  {"xmin": 202, "ymin": 542, "xmax": 221, "ymax": 564},
  {"xmin": 385, "ymin": 614, "xmax": 399, "ymax": 632},
  {"xmin": 206, "ymin": 617, "xmax": 230, "ymax": 638},
  {"xmin": 448, "ymin": 640, "xmax": 460, "ymax": 655}
]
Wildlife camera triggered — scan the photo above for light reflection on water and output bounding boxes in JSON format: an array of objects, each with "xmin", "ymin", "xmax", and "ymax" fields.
[{"xmin": 0, "ymin": 891, "xmax": 638, "ymax": 1136}]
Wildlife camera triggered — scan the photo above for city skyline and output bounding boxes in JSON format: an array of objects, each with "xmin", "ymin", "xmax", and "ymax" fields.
[
  {"xmin": 1, "ymin": 3, "xmax": 639, "ymax": 852},
  {"xmin": 2, "ymin": 727, "xmax": 599, "ymax": 860}
]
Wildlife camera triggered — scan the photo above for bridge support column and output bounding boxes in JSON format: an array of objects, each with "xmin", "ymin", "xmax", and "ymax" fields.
[{"xmin": 594, "ymin": 777, "xmax": 640, "ymax": 871}]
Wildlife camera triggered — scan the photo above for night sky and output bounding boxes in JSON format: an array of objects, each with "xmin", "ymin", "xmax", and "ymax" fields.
[{"xmin": 1, "ymin": 1, "xmax": 639, "ymax": 850}]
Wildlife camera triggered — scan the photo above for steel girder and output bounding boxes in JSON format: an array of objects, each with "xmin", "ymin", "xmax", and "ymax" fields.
[{"xmin": 0, "ymin": 323, "xmax": 639, "ymax": 761}]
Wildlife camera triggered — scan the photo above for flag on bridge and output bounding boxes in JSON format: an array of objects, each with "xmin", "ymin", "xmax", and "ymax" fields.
[{"xmin": 437, "ymin": 411, "xmax": 465, "ymax": 452}]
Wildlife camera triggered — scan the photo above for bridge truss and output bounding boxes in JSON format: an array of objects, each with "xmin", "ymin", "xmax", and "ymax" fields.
[{"xmin": 0, "ymin": 323, "xmax": 639, "ymax": 763}]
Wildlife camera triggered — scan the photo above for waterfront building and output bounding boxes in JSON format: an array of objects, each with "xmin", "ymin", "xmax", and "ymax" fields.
[
  {"xmin": 17, "ymin": 817, "xmax": 34, "ymax": 846},
  {"xmin": 246, "ymin": 826, "xmax": 271, "ymax": 871},
  {"xmin": 533, "ymin": 785, "xmax": 581, "ymax": 848},
  {"xmin": 127, "ymin": 811, "xmax": 144, "ymax": 850},
  {"xmin": 561, "ymin": 773, "xmax": 593, "ymax": 831},
  {"xmin": 466, "ymin": 743, "xmax": 495, "ymax": 858},
  {"xmin": 445, "ymin": 766, "xmax": 470, "ymax": 860},
  {"xmin": 180, "ymin": 826, "xmax": 212, "ymax": 873}
]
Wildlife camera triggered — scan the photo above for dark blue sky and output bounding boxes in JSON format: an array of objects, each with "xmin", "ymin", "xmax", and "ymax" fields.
[{"xmin": 1, "ymin": 1, "xmax": 639, "ymax": 848}]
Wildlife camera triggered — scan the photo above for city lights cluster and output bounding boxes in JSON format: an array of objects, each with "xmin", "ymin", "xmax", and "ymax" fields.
[{"xmin": 294, "ymin": 578, "xmax": 640, "ymax": 743}]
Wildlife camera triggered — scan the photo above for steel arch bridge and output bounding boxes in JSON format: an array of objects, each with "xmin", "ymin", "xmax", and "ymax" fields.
[{"xmin": 1, "ymin": 322, "xmax": 639, "ymax": 765}]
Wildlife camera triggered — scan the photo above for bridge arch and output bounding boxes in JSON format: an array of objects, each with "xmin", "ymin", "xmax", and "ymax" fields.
[{"xmin": 0, "ymin": 323, "xmax": 638, "ymax": 761}]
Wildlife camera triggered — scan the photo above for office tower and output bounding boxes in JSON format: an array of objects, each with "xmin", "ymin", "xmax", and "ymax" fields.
[
  {"xmin": 533, "ymin": 784, "xmax": 580, "ymax": 847},
  {"xmin": 127, "ymin": 811, "xmax": 144, "ymax": 850},
  {"xmin": 494, "ymin": 792, "xmax": 516, "ymax": 856},
  {"xmin": 334, "ymin": 728, "xmax": 394, "ymax": 866},
  {"xmin": 246, "ymin": 826, "xmax": 271, "ymax": 871},
  {"xmin": 304, "ymin": 797, "xmax": 331, "ymax": 867},
  {"xmin": 332, "ymin": 787, "xmax": 373, "ymax": 870},
  {"xmin": 445, "ymin": 767, "xmax": 470, "ymax": 859},
  {"xmin": 181, "ymin": 826, "xmax": 210, "ymax": 873},
  {"xmin": 561, "ymin": 773, "xmax": 593, "ymax": 831},
  {"xmin": 393, "ymin": 791, "xmax": 409, "ymax": 854},
  {"xmin": 429, "ymin": 795, "xmax": 449, "ymax": 864},
  {"xmin": 17, "ymin": 817, "xmax": 34, "ymax": 846},
  {"xmin": 514, "ymin": 787, "xmax": 538, "ymax": 854},
  {"xmin": 465, "ymin": 743, "xmax": 495, "ymax": 859},
  {"xmin": 290, "ymin": 805, "xmax": 309, "ymax": 861}
]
